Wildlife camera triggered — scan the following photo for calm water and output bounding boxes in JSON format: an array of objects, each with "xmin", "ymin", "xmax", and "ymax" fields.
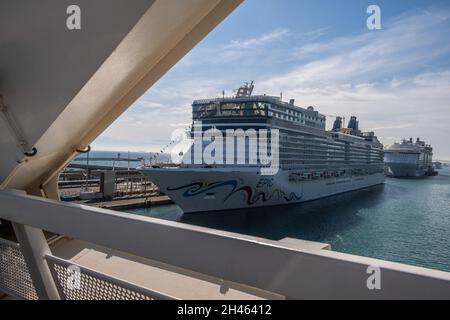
[{"xmin": 125, "ymin": 167, "xmax": 450, "ymax": 272}]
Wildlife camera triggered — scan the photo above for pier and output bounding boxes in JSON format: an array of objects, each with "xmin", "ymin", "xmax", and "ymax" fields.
[
  {"xmin": 82, "ymin": 195, "xmax": 173, "ymax": 210},
  {"xmin": 58, "ymin": 164, "xmax": 173, "ymax": 210}
]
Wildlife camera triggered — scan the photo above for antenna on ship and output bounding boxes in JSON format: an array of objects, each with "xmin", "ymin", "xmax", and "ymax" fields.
[{"xmin": 235, "ymin": 81, "xmax": 254, "ymax": 98}]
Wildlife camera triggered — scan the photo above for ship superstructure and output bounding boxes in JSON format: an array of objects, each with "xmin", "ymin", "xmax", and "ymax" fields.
[
  {"xmin": 141, "ymin": 83, "xmax": 385, "ymax": 212},
  {"xmin": 384, "ymin": 138, "xmax": 435, "ymax": 178}
]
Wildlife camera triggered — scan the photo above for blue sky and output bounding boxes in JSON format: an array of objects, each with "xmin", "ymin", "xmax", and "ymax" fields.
[{"xmin": 93, "ymin": 0, "xmax": 450, "ymax": 159}]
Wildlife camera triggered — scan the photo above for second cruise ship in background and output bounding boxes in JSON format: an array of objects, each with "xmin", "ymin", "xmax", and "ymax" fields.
[
  {"xmin": 141, "ymin": 83, "xmax": 385, "ymax": 213},
  {"xmin": 384, "ymin": 138, "xmax": 436, "ymax": 178}
]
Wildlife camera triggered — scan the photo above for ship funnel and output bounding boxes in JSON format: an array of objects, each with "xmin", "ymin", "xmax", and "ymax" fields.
[
  {"xmin": 332, "ymin": 117, "xmax": 342, "ymax": 131},
  {"xmin": 347, "ymin": 116, "xmax": 358, "ymax": 130}
]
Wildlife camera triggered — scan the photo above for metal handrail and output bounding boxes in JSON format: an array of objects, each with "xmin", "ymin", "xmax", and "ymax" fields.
[{"xmin": 1, "ymin": 190, "xmax": 450, "ymax": 299}]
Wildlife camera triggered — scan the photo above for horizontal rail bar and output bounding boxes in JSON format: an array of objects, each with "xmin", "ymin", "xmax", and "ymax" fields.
[
  {"xmin": 0, "ymin": 237, "xmax": 20, "ymax": 249},
  {"xmin": 1, "ymin": 190, "xmax": 450, "ymax": 299}
]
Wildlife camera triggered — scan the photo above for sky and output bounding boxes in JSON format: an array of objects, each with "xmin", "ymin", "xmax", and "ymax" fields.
[{"xmin": 92, "ymin": 0, "xmax": 450, "ymax": 160}]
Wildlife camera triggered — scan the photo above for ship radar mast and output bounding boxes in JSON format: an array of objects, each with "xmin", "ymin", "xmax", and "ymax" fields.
[{"xmin": 235, "ymin": 81, "xmax": 254, "ymax": 98}]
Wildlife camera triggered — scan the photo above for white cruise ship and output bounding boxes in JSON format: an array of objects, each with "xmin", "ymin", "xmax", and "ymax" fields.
[
  {"xmin": 384, "ymin": 138, "xmax": 436, "ymax": 178},
  {"xmin": 140, "ymin": 83, "xmax": 385, "ymax": 213}
]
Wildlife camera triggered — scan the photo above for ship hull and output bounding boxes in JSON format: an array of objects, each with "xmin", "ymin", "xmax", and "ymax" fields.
[
  {"xmin": 141, "ymin": 168, "xmax": 385, "ymax": 213},
  {"xmin": 385, "ymin": 163, "xmax": 424, "ymax": 178},
  {"xmin": 385, "ymin": 163, "xmax": 436, "ymax": 178}
]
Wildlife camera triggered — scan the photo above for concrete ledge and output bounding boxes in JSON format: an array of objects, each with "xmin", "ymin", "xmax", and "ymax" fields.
[
  {"xmin": 278, "ymin": 237, "xmax": 331, "ymax": 251},
  {"xmin": 50, "ymin": 238, "xmax": 283, "ymax": 300}
]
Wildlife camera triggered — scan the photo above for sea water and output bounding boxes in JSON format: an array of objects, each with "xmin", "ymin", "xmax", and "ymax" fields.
[{"xmin": 125, "ymin": 167, "xmax": 450, "ymax": 272}]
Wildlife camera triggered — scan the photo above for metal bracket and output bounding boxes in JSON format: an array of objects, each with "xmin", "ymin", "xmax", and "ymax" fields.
[
  {"xmin": 76, "ymin": 145, "xmax": 91, "ymax": 153},
  {"xmin": 0, "ymin": 95, "xmax": 28, "ymax": 152},
  {"xmin": 0, "ymin": 95, "xmax": 37, "ymax": 158}
]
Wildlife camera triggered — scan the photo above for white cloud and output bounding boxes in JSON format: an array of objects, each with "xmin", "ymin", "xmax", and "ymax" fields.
[
  {"xmin": 225, "ymin": 28, "xmax": 290, "ymax": 49},
  {"xmin": 255, "ymin": 9, "xmax": 450, "ymax": 159},
  {"xmin": 178, "ymin": 26, "xmax": 329, "ymax": 68},
  {"xmin": 175, "ymin": 29, "xmax": 289, "ymax": 68},
  {"xmin": 94, "ymin": 79, "xmax": 226, "ymax": 152},
  {"xmin": 94, "ymin": 8, "xmax": 450, "ymax": 159}
]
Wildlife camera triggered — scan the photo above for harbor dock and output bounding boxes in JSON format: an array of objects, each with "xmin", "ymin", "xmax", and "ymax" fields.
[
  {"xmin": 58, "ymin": 164, "xmax": 173, "ymax": 210},
  {"xmin": 79, "ymin": 195, "xmax": 173, "ymax": 210}
]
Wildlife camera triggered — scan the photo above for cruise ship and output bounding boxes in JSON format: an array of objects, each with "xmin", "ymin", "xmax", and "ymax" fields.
[
  {"xmin": 384, "ymin": 138, "xmax": 436, "ymax": 178},
  {"xmin": 141, "ymin": 83, "xmax": 385, "ymax": 212}
]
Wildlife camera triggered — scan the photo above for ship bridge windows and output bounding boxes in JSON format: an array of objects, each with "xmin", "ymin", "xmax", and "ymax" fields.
[{"xmin": 193, "ymin": 101, "xmax": 269, "ymax": 119}]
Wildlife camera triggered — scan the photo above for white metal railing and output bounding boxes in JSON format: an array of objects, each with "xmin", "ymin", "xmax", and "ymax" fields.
[
  {"xmin": 0, "ymin": 236, "xmax": 174, "ymax": 300},
  {"xmin": 45, "ymin": 255, "xmax": 175, "ymax": 300},
  {"xmin": 1, "ymin": 189, "xmax": 450, "ymax": 299},
  {"xmin": 0, "ymin": 237, "xmax": 38, "ymax": 300}
]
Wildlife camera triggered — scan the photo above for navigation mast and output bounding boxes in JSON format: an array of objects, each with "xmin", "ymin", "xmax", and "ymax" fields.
[{"xmin": 235, "ymin": 81, "xmax": 254, "ymax": 97}]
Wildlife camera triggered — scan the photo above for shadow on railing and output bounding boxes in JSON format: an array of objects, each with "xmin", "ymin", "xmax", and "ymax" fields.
[
  {"xmin": 0, "ymin": 237, "xmax": 174, "ymax": 300},
  {"xmin": 45, "ymin": 255, "xmax": 175, "ymax": 300}
]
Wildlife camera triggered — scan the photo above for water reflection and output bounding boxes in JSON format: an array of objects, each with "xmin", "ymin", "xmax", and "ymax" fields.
[
  {"xmin": 179, "ymin": 184, "xmax": 386, "ymax": 242},
  {"xmin": 127, "ymin": 170, "xmax": 450, "ymax": 272}
]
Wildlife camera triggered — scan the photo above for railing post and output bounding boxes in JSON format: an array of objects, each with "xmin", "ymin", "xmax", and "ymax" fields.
[{"xmin": 11, "ymin": 222, "xmax": 60, "ymax": 300}]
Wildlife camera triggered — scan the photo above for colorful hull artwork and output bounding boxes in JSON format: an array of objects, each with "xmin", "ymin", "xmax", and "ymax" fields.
[
  {"xmin": 140, "ymin": 168, "xmax": 384, "ymax": 213},
  {"xmin": 167, "ymin": 180, "xmax": 303, "ymax": 206}
]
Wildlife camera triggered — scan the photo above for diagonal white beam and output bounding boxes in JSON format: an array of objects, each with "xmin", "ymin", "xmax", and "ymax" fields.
[{"xmin": 1, "ymin": 0, "xmax": 243, "ymax": 197}]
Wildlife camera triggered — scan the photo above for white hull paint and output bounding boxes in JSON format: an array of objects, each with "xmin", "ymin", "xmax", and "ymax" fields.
[
  {"xmin": 385, "ymin": 162, "xmax": 425, "ymax": 178},
  {"xmin": 141, "ymin": 168, "xmax": 385, "ymax": 213}
]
